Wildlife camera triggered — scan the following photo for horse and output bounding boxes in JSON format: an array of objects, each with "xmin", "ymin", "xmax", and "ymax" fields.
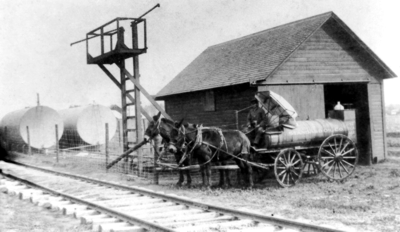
[
  {"xmin": 168, "ymin": 123, "xmax": 254, "ymax": 188},
  {"xmin": 144, "ymin": 113, "xmax": 192, "ymax": 187}
]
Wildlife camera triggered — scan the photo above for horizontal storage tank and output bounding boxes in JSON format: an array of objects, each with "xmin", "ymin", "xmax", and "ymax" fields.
[
  {"xmin": 0, "ymin": 106, "xmax": 64, "ymax": 149},
  {"xmin": 265, "ymin": 119, "xmax": 350, "ymax": 148},
  {"xmin": 59, "ymin": 105, "xmax": 117, "ymax": 146}
]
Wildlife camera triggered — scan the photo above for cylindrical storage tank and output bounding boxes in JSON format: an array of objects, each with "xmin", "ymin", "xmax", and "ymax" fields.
[
  {"xmin": 0, "ymin": 106, "xmax": 64, "ymax": 149},
  {"xmin": 59, "ymin": 105, "xmax": 117, "ymax": 146},
  {"xmin": 265, "ymin": 119, "xmax": 349, "ymax": 148}
]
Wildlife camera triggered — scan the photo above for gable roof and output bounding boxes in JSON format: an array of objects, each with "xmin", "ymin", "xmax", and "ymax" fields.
[{"xmin": 156, "ymin": 12, "xmax": 396, "ymax": 99}]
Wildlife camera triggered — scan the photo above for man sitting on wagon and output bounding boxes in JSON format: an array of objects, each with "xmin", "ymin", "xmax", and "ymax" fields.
[{"xmin": 247, "ymin": 99, "xmax": 280, "ymax": 147}]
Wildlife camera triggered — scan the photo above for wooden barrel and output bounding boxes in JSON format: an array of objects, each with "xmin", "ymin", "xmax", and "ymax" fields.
[
  {"xmin": 265, "ymin": 119, "xmax": 349, "ymax": 148},
  {"xmin": 0, "ymin": 106, "xmax": 64, "ymax": 149}
]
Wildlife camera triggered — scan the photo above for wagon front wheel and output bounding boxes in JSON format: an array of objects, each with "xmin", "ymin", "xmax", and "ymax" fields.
[
  {"xmin": 274, "ymin": 148, "xmax": 304, "ymax": 187},
  {"xmin": 318, "ymin": 134, "xmax": 358, "ymax": 181}
]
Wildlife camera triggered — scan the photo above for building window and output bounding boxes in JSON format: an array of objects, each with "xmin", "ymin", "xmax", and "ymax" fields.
[{"xmin": 203, "ymin": 90, "xmax": 215, "ymax": 111}]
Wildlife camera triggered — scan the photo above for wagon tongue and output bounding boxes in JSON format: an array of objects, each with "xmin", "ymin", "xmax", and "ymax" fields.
[{"xmin": 255, "ymin": 91, "xmax": 298, "ymax": 129}]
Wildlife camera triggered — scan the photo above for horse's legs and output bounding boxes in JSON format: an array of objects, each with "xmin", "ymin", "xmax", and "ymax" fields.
[
  {"xmin": 218, "ymin": 168, "xmax": 225, "ymax": 187},
  {"xmin": 198, "ymin": 164, "xmax": 205, "ymax": 186},
  {"xmin": 220, "ymin": 161, "xmax": 231, "ymax": 188},
  {"xmin": 217, "ymin": 162, "xmax": 226, "ymax": 187},
  {"xmin": 225, "ymin": 169, "xmax": 231, "ymax": 187},
  {"xmin": 247, "ymin": 164, "xmax": 254, "ymax": 189},
  {"xmin": 237, "ymin": 170, "xmax": 241, "ymax": 186},
  {"xmin": 176, "ymin": 170, "xmax": 184, "ymax": 187},
  {"xmin": 185, "ymin": 170, "xmax": 192, "ymax": 187},
  {"xmin": 243, "ymin": 153, "xmax": 254, "ymax": 189},
  {"xmin": 234, "ymin": 159, "xmax": 247, "ymax": 188},
  {"xmin": 205, "ymin": 163, "xmax": 212, "ymax": 188}
]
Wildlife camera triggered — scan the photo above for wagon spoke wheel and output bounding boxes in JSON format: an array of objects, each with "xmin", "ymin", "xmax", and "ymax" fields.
[
  {"xmin": 274, "ymin": 148, "xmax": 304, "ymax": 187},
  {"xmin": 318, "ymin": 134, "xmax": 358, "ymax": 181}
]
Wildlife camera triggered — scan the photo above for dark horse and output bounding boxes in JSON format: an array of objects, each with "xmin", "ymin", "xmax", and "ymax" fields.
[
  {"xmin": 168, "ymin": 123, "xmax": 254, "ymax": 188},
  {"xmin": 144, "ymin": 113, "xmax": 192, "ymax": 187}
]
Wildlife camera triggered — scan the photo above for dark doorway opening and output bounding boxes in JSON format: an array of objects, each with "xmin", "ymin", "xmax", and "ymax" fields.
[{"xmin": 324, "ymin": 83, "xmax": 371, "ymax": 165}]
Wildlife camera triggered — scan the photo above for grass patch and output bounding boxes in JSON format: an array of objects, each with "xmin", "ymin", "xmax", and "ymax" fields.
[
  {"xmin": 389, "ymin": 169, "xmax": 400, "ymax": 177},
  {"xmin": 293, "ymin": 197, "xmax": 371, "ymax": 213}
]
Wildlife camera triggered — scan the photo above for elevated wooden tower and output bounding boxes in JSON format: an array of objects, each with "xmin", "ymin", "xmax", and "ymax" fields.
[{"xmin": 72, "ymin": 5, "xmax": 170, "ymax": 173}]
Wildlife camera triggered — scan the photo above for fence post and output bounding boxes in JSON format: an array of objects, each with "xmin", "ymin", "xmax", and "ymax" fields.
[
  {"xmin": 55, "ymin": 124, "xmax": 59, "ymax": 163},
  {"xmin": 153, "ymin": 135, "xmax": 161, "ymax": 185},
  {"xmin": 105, "ymin": 123, "xmax": 109, "ymax": 172},
  {"xmin": 4, "ymin": 127, "xmax": 8, "ymax": 151},
  {"xmin": 26, "ymin": 126, "xmax": 31, "ymax": 155}
]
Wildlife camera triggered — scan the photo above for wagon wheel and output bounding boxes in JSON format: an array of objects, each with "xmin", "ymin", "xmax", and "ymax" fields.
[
  {"xmin": 318, "ymin": 134, "xmax": 358, "ymax": 181},
  {"xmin": 274, "ymin": 148, "xmax": 304, "ymax": 187}
]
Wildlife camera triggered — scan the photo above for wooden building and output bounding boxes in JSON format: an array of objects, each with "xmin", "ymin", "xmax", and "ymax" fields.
[{"xmin": 155, "ymin": 12, "xmax": 396, "ymax": 164}]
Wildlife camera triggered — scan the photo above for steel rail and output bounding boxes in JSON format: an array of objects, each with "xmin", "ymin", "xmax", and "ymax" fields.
[
  {"xmin": 1, "ymin": 170, "xmax": 175, "ymax": 232},
  {"xmin": 6, "ymin": 160, "xmax": 345, "ymax": 232}
]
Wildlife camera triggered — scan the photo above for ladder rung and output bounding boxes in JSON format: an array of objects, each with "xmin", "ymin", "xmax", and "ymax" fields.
[
  {"xmin": 125, "ymin": 102, "xmax": 135, "ymax": 107},
  {"xmin": 126, "ymin": 89, "xmax": 135, "ymax": 93},
  {"xmin": 127, "ymin": 129, "xmax": 136, "ymax": 132},
  {"xmin": 126, "ymin": 116, "xmax": 136, "ymax": 119}
]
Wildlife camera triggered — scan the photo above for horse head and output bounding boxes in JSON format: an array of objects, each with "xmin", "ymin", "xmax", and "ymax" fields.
[
  {"xmin": 143, "ymin": 112, "xmax": 185, "ymax": 150},
  {"xmin": 144, "ymin": 112, "xmax": 162, "ymax": 141}
]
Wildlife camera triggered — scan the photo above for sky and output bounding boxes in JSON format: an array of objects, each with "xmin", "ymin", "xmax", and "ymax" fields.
[{"xmin": 1, "ymin": 0, "xmax": 399, "ymax": 119}]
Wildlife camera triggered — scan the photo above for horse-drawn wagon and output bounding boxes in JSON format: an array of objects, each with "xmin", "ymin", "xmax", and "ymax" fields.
[
  {"xmin": 243, "ymin": 91, "xmax": 359, "ymax": 187},
  {"xmin": 134, "ymin": 91, "xmax": 359, "ymax": 188}
]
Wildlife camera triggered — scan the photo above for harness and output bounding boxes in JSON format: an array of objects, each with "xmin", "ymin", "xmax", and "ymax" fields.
[
  {"xmin": 176, "ymin": 126, "xmax": 230, "ymax": 167},
  {"xmin": 154, "ymin": 121, "xmax": 271, "ymax": 171}
]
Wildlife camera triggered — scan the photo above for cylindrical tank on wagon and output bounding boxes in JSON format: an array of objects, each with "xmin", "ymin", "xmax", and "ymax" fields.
[
  {"xmin": 265, "ymin": 119, "xmax": 349, "ymax": 148},
  {"xmin": 0, "ymin": 106, "xmax": 64, "ymax": 149},
  {"xmin": 59, "ymin": 105, "xmax": 117, "ymax": 145}
]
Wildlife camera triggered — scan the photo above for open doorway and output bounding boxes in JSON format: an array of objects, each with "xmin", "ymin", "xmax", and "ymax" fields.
[{"xmin": 324, "ymin": 83, "xmax": 372, "ymax": 164}]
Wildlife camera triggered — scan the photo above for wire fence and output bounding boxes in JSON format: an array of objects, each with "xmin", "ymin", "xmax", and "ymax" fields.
[{"xmin": 0, "ymin": 123, "xmax": 158, "ymax": 177}]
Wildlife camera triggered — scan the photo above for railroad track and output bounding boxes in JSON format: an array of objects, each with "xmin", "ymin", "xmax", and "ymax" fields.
[{"xmin": 0, "ymin": 161, "xmax": 346, "ymax": 232}]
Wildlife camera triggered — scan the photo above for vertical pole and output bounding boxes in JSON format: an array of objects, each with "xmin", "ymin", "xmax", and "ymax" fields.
[
  {"xmin": 118, "ymin": 119, "xmax": 121, "ymax": 145},
  {"xmin": 118, "ymin": 28, "xmax": 128, "ymax": 173},
  {"xmin": 105, "ymin": 123, "xmax": 109, "ymax": 172},
  {"xmin": 118, "ymin": 28, "xmax": 128, "ymax": 153},
  {"xmin": 132, "ymin": 21, "xmax": 143, "ymax": 176},
  {"xmin": 110, "ymin": 35, "xmax": 113, "ymax": 51},
  {"xmin": 37, "ymin": 93, "xmax": 40, "ymax": 106},
  {"xmin": 26, "ymin": 126, "xmax": 31, "ymax": 155},
  {"xmin": 101, "ymin": 28, "xmax": 104, "ymax": 55},
  {"xmin": 86, "ymin": 33, "xmax": 89, "ymax": 64},
  {"xmin": 235, "ymin": 110, "xmax": 239, "ymax": 130},
  {"xmin": 153, "ymin": 135, "xmax": 161, "ymax": 185},
  {"xmin": 55, "ymin": 125, "xmax": 59, "ymax": 163},
  {"xmin": 4, "ymin": 127, "xmax": 8, "ymax": 151}
]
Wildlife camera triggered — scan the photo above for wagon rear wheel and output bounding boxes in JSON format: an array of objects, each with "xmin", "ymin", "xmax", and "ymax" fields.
[
  {"xmin": 274, "ymin": 148, "xmax": 304, "ymax": 187},
  {"xmin": 318, "ymin": 134, "xmax": 358, "ymax": 181}
]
